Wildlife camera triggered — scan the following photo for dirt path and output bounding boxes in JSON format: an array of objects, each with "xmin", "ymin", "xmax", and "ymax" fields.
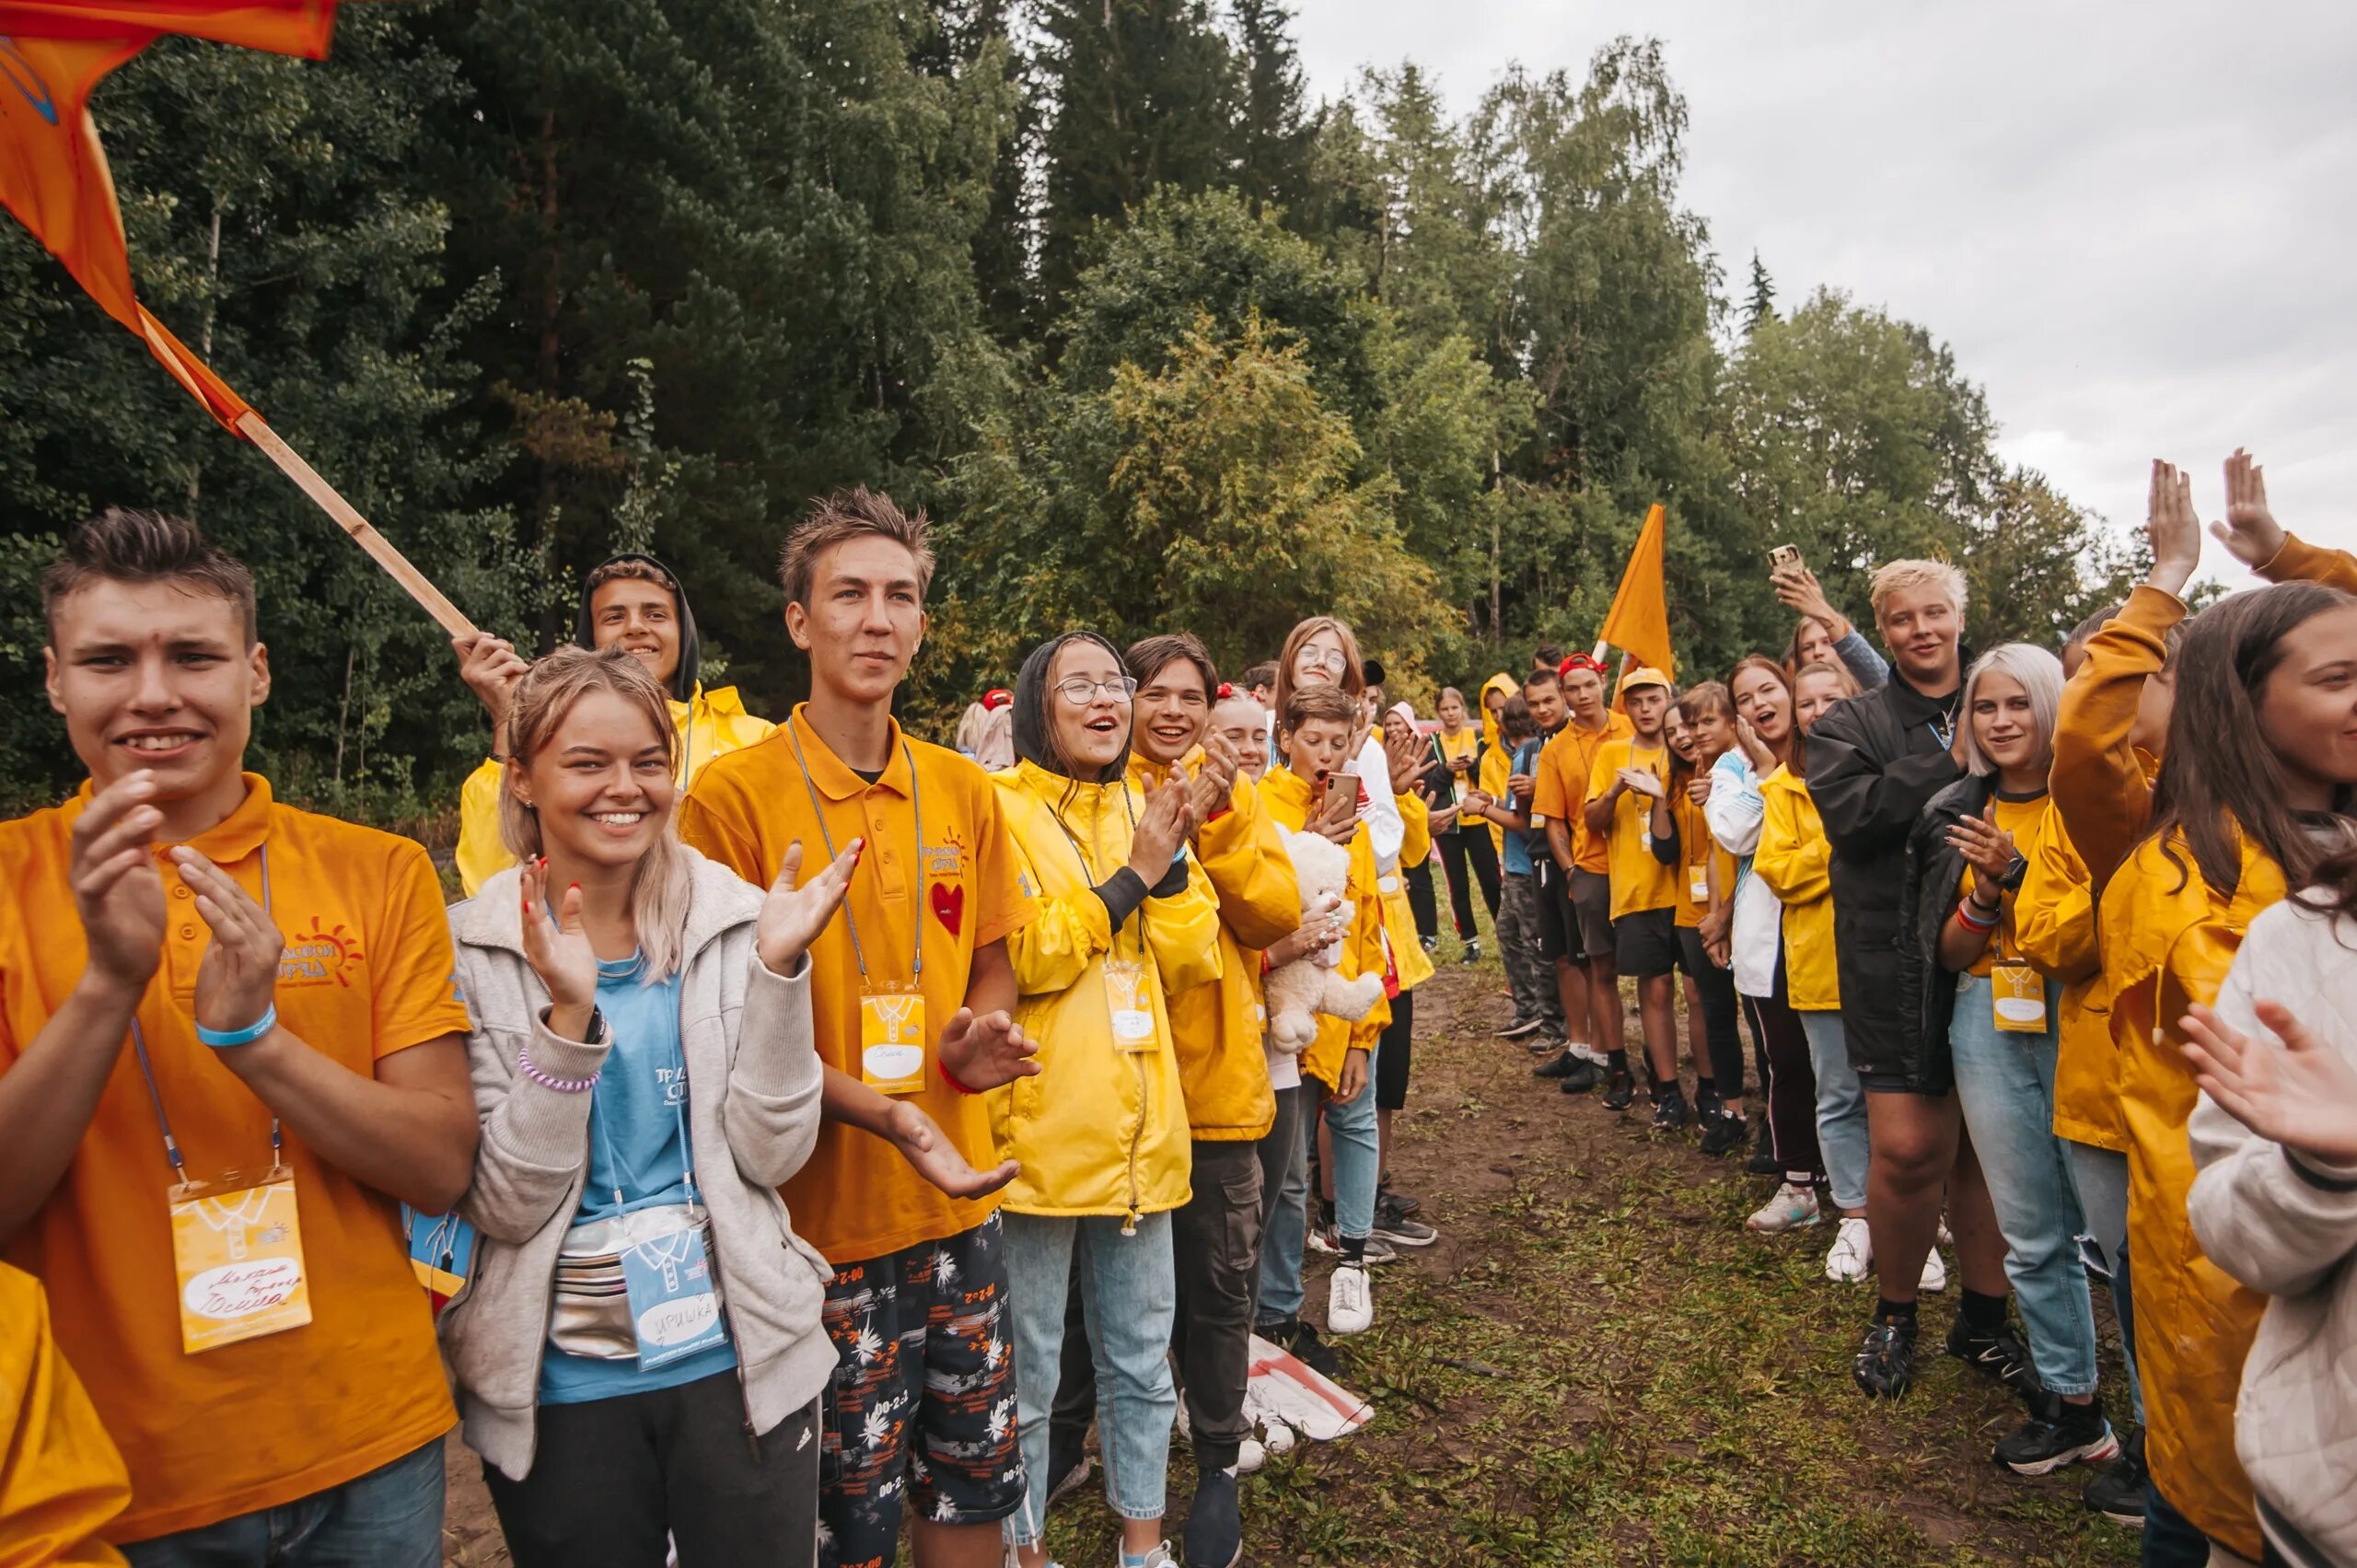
[{"xmin": 443, "ymin": 958, "xmax": 2139, "ymax": 1566}]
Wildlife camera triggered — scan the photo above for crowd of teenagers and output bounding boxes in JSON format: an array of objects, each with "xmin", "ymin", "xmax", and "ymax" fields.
[{"xmin": 0, "ymin": 451, "xmax": 2351, "ymax": 1568}]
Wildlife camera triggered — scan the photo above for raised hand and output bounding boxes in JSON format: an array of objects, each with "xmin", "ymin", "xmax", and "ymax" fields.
[
  {"xmin": 883, "ymin": 1098, "xmax": 1020, "ymax": 1199},
  {"xmin": 1618, "ymin": 765, "xmax": 1666, "ymax": 800},
  {"xmin": 938, "ymin": 1005, "xmax": 1040, "ymax": 1091},
  {"xmin": 2179, "ymin": 1000, "xmax": 2357, "ymax": 1164},
  {"xmin": 1735, "ymin": 715, "xmax": 1775, "ymax": 772},
  {"xmin": 70, "ymin": 771, "xmax": 168, "ymax": 996},
  {"xmin": 1383, "ymin": 726, "xmax": 1425, "ymax": 794},
  {"xmin": 1770, "ymin": 564, "xmax": 1844, "ymax": 634},
  {"xmin": 452, "ymin": 632, "xmax": 532, "ymax": 731},
  {"xmin": 759, "ymin": 839, "xmax": 860, "ymax": 976},
  {"xmin": 1129, "ymin": 777, "xmax": 1193, "ymax": 879},
  {"xmin": 2142, "ymin": 459, "xmax": 2201, "ymax": 597},
  {"xmin": 1313, "ymin": 772, "xmax": 1360, "ymax": 844},
  {"xmin": 170, "ymin": 849, "xmax": 284, "ymax": 1039},
  {"xmin": 1188, "ymin": 730, "xmax": 1242, "ymax": 824},
  {"xmin": 1945, "ymin": 801, "xmax": 2016, "ymax": 884},
  {"xmin": 2213, "ymin": 447, "xmax": 2286, "ymax": 573},
  {"xmin": 517, "ymin": 856, "xmax": 600, "ymax": 1030},
  {"xmin": 1685, "ymin": 772, "xmax": 1713, "ymax": 806}
]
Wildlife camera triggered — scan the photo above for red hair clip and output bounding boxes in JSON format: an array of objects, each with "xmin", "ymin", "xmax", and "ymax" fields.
[{"xmin": 1217, "ymin": 681, "xmax": 1235, "ymax": 699}]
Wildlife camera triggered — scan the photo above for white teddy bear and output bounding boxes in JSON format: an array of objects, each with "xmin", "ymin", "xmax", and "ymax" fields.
[{"xmin": 1264, "ymin": 826, "xmax": 1386, "ymax": 1054}]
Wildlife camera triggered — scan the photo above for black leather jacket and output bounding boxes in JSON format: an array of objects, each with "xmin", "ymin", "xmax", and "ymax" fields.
[{"xmin": 1892, "ymin": 772, "xmax": 1998, "ymax": 1095}]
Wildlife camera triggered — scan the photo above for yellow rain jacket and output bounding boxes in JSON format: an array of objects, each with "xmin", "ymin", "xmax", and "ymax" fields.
[
  {"xmin": 1476, "ymin": 673, "xmax": 1520, "ymax": 857},
  {"xmin": 1376, "ymin": 789, "xmax": 1436, "ymax": 994},
  {"xmin": 990, "ymin": 760, "xmax": 1225, "ymax": 1224},
  {"xmin": 2098, "ymin": 828, "xmax": 2286, "ymax": 1562},
  {"xmin": 2011, "ymin": 806, "xmax": 2124, "ymax": 1154},
  {"xmin": 1752, "ymin": 765, "xmax": 1840, "ymax": 1012},
  {"xmin": 1130, "ymin": 754, "xmax": 1299, "ymax": 1142},
  {"xmin": 1258, "ymin": 767, "xmax": 1391, "ymax": 1093},
  {"xmin": 456, "ymin": 684, "xmax": 774, "ymax": 895}
]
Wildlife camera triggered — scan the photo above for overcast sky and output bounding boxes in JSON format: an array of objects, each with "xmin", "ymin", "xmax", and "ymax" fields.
[{"xmin": 1290, "ymin": 0, "xmax": 2357, "ymax": 567}]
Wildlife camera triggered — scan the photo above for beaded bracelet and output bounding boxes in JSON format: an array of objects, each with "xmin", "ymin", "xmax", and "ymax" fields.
[
  {"xmin": 517, "ymin": 1040, "xmax": 600, "ymax": 1094},
  {"xmin": 196, "ymin": 1005, "xmax": 277, "ymax": 1050}
]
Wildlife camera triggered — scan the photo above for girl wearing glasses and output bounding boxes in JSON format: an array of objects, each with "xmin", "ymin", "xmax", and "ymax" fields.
[{"xmin": 988, "ymin": 632, "xmax": 1225, "ymax": 1568}]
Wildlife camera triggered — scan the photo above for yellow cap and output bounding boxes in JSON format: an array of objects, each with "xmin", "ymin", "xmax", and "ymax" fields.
[{"xmin": 1618, "ymin": 666, "xmax": 1672, "ymax": 695}]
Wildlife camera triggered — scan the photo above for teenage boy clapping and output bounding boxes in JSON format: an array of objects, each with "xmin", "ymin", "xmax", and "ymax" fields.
[
  {"xmin": 678, "ymin": 489, "xmax": 1039, "ymax": 1568},
  {"xmin": 1, "ymin": 510, "xmax": 478, "ymax": 1563}
]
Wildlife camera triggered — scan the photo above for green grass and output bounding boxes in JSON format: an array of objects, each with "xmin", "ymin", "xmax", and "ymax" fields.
[{"xmin": 1040, "ymin": 900, "xmax": 2140, "ymax": 1567}]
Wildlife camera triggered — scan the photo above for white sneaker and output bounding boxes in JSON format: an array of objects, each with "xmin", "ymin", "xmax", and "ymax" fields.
[
  {"xmin": 1327, "ymin": 1261, "xmax": 1374, "ymax": 1335},
  {"xmin": 1235, "ymin": 1434, "xmax": 1266, "ymax": 1476},
  {"xmin": 1824, "ymin": 1216, "xmax": 1874, "ymax": 1283},
  {"xmin": 1120, "ymin": 1543, "xmax": 1178, "ymax": 1568},
  {"xmin": 1919, "ymin": 1247, "xmax": 1948, "ymax": 1294},
  {"xmin": 1746, "ymin": 1180, "xmax": 1823, "ymax": 1235}
]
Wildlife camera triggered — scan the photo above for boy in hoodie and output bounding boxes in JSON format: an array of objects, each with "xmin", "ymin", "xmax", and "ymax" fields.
[
  {"xmin": 678, "ymin": 490, "xmax": 1040, "ymax": 1568},
  {"xmin": 450, "ymin": 552, "xmax": 775, "ymax": 894}
]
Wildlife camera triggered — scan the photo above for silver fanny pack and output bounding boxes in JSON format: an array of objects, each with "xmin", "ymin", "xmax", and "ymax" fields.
[{"xmin": 548, "ymin": 1202, "xmax": 719, "ymax": 1361}]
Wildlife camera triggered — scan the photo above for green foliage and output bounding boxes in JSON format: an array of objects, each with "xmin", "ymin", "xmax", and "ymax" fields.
[{"xmin": 0, "ymin": 8, "xmax": 2141, "ymax": 818}]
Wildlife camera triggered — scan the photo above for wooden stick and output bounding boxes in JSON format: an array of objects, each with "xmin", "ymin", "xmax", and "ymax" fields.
[{"xmin": 235, "ymin": 410, "xmax": 478, "ymax": 638}]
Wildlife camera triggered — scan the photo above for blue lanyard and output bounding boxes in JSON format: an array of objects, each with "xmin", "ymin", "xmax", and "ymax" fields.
[
  {"xmin": 784, "ymin": 716, "xmax": 923, "ymax": 987},
  {"xmin": 126, "ymin": 845, "xmax": 280, "ymax": 1180}
]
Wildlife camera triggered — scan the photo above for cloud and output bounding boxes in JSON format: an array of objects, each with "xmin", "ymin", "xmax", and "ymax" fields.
[{"xmin": 1291, "ymin": 0, "xmax": 2357, "ymax": 566}]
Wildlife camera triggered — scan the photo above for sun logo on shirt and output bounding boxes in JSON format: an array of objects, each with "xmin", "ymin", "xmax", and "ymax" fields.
[{"xmin": 279, "ymin": 920, "xmax": 364, "ymax": 987}]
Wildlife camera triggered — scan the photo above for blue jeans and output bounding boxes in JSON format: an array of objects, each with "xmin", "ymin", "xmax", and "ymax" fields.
[
  {"xmin": 121, "ymin": 1436, "xmax": 444, "ymax": 1567},
  {"xmin": 1254, "ymin": 1084, "xmax": 1310, "ymax": 1329},
  {"xmin": 2067, "ymin": 1138, "xmax": 2146, "ymax": 1424},
  {"xmin": 2142, "ymin": 1482, "xmax": 2217, "ymax": 1568},
  {"xmin": 1001, "ymin": 1211, "xmax": 1177, "ymax": 1546},
  {"xmin": 1949, "ymin": 973, "xmax": 2099, "ymax": 1397},
  {"xmin": 1797, "ymin": 1009, "xmax": 1869, "ymax": 1212},
  {"xmin": 1318, "ymin": 1061, "xmax": 1381, "ymax": 1241}
]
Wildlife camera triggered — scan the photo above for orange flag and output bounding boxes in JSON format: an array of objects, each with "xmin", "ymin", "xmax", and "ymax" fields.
[
  {"xmin": 1594, "ymin": 502, "xmax": 1676, "ymax": 681},
  {"xmin": 0, "ymin": 3, "xmax": 333, "ymax": 430}
]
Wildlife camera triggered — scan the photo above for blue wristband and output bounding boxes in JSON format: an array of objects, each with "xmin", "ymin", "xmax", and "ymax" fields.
[{"xmin": 196, "ymin": 1005, "xmax": 277, "ymax": 1050}]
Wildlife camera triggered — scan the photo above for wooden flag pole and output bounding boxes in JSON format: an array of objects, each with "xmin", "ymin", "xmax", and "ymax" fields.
[{"xmin": 235, "ymin": 410, "xmax": 478, "ymax": 639}]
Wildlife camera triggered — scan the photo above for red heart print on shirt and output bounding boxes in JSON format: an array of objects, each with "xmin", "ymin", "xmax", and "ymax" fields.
[{"xmin": 930, "ymin": 881, "xmax": 964, "ymax": 937}]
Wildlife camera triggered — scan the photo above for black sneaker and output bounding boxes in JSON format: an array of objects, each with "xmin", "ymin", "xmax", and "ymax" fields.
[
  {"xmin": 1945, "ymin": 1318, "xmax": 2040, "ymax": 1398},
  {"xmin": 1699, "ymin": 1109, "xmax": 1749, "ymax": 1156},
  {"xmin": 1600, "ymin": 1070, "xmax": 1635, "ymax": 1111},
  {"xmin": 2081, "ymin": 1427, "xmax": 2148, "ymax": 1527},
  {"xmin": 1267, "ymin": 1317, "xmax": 1342, "ymax": 1378},
  {"xmin": 1496, "ymin": 1016, "xmax": 1543, "ymax": 1040},
  {"xmin": 1182, "ymin": 1465, "xmax": 1243, "ymax": 1568},
  {"xmin": 1533, "ymin": 1050, "xmax": 1580, "ymax": 1079},
  {"xmin": 1461, "ymin": 939, "xmax": 1480, "ymax": 964},
  {"xmin": 1528, "ymin": 1030, "xmax": 1570, "ymax": 1055},
  {"xmin": 1650, "ymin": 1088, "xmax": 1690, "ymax": 1131},
  {"xmin": 1044, "ymin": 1426, "xmax": 1093, "ymax": 1507},
  {"xmin": 1747, "ymin": 1115, "xmax": 1780, "ymax": 1175},
  {"xmin": 1419, "ymin": 935, "xmax": 1439, "ymax": 954},
  {"xmin": 1853, "ymin": 1315, "xmax": 1918, "ymax": 1399},
  {"xmin": 1378, "ymin": 1184, "xmax": 1422, "ymax": 1216},
  {"xmin": 1556, "ymin": 1058, "xmax": 1601, "ymax": 1094},
  {"xmin": 1371, "ymin": 1195, "xmax": 1438, "ymax": 1248},
  {"xmin": 1995, "ymin": 1390, "xmax": 2119, "ymax": 1476}
]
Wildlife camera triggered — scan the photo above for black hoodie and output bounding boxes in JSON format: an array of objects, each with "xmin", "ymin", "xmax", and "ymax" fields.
[{"xmin": 575, "ymin": 551, "xmax": 702, "ymax": 703}]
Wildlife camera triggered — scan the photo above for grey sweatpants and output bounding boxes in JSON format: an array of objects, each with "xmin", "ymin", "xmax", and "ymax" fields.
[{"xmin": 1497, "ymin": 871, "xmax": 1562, "ymax": 1032}]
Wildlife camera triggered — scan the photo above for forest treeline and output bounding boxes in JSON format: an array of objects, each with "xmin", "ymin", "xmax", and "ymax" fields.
[{"xmin": 0, "ymin": 1, "xmax": 2134, "ymax": 815}]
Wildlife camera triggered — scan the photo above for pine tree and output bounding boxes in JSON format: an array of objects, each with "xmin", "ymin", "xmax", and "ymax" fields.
[
  {"xmin": 1745, "ymin": 250, "xmax": 1777, "ymax": 331},
  {"xmin": 1033, "ymin": 0, "xmax": 1239, "ymax": 317},
  {"xmin": 1230, "ymin": 0, "xmax": 1315, "ymax": 217}
]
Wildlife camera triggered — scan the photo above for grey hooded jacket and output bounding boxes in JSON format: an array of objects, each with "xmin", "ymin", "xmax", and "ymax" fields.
[{"xmin": 437, "ymin": 850, "xmax": 838, "ymax": 1481}]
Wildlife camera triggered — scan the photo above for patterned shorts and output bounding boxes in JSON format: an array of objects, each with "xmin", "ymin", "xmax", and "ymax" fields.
[{"xmin": 818, "ymin": 1212, "xmax": 1024, "ymax": 1567}]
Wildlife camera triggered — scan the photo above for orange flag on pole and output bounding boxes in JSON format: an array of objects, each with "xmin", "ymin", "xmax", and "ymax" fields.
[
  {"xmin": 0, "ymin": 5, "xmax": 331, "ymax": 428},
  {"xmin": 0, "ymin": 3, "xmax": 478, "ymax": 637},
  {"xmin": 1592, "ymin": 502, "xmax": 1676, "ymax": 682}
]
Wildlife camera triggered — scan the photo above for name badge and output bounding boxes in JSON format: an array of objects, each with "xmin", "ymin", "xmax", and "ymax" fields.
[
  {"xmin": 621, "ymin": 1225, "xmax": 728, "ymax": 1370},
  {"xmin": 1377, "ymin": 876, "xmax": 1399, "ymax": 895},
  {"xmin": 860, "ymin": 988, "xmax": 928, "ymax": 1095},
  {"xmin": 1991, "ymin": 963, "xmax": 2049, "ymax": 1035},
  {"xmin": 170, "ymin": 1166, "xmax": 310, "ymax": 1354},
  {"xmin": 1688, "ymin": 865, "xmax": 1710, "ymax": 905},
  {"xmin": 1103, "ymin": 956, "xmax": 1156, "ymax": 1051}
]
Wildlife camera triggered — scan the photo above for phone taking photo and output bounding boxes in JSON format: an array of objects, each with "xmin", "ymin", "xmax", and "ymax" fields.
[{"xmin": 1768, "ymin": 543, "xmax": 1803, "ymax": 575}]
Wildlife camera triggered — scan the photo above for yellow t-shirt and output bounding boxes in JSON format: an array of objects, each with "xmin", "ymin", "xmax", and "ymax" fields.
[
  {"xmin": 1585, "ymin": 737, "xmax": 1678, "ymax": 922},
  {"xmin": 0, "ymin": 778, "xmax": 467, "ymax": 1542},
  {"xmin": 678, "ymin": 708, "xmax": 1037, "ymax": 1264},
  {"xmin": 1528, "ymin": 712, "xmax": 1632, "ymax": 872},
  {"xmin": 1670, "ymin": 790, "xmax": 1732, "ymax": 930},
  {"xmin": 1961, "ymin": 791, "xmax": 2050, "ymax": 978}
]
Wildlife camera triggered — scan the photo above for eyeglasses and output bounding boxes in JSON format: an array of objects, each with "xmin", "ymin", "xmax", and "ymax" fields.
[
  {"xmin": 1053, "ymin": 677, "xmax": 1138, "ymax": 706},
  {"xmin": 1295, "ymin": 647, "xmax": 1349, "ymax": 675}
]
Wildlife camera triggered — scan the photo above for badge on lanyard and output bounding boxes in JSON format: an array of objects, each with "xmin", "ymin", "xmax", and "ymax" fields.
[
  {"xmin": 860, "ymin": 985, "xmax": 929, "ymax": 1093},
  {"xmin": 621, "ymin": 1224, "xmax": 728, "ymax": 1370},
  {"xmin": 1991, "ymin": 962, "xmax": 2049, "ymax": 1035},
  {"xmin": 1103, "ymin": 955, "xmax": 1156, "ymax": 1051},
  {"xmin": 169, "ymin": 1162, "xmax": 311, "ymax": 1353},
  {"xmin": 1688, "ymin": 863, "xmax": 1710, "ymax": 905},
  {"xmin": 788, "ymin": 720, "xmax": 932, "ymax": 1094}
]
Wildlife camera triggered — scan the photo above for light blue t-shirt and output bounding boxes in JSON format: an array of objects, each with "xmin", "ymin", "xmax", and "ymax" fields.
[
  {"xmin": 539, "ymin": 951, "xmax": 738, "ymax": 1405},
  {"xmin": 1500, "ymin": 737, "xmax": 1546, "ymax": 877}
]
